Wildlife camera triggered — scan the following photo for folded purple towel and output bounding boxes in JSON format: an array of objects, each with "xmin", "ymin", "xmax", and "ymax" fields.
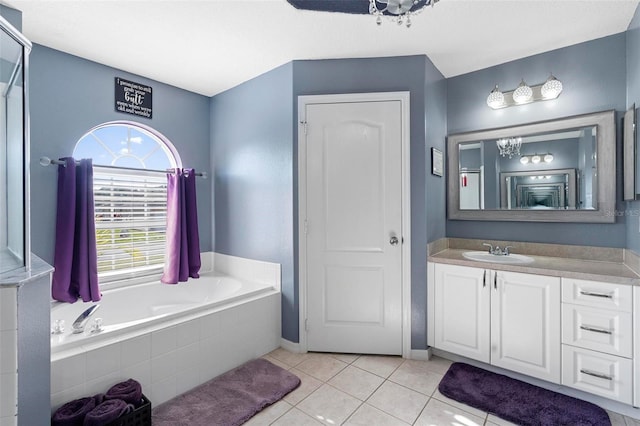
[
  {"xmin": 104, "ymin": 378, "xmax": 143, "ymax": 406},
  {"xmin": 51, "ymin": 397, "xmax": 97, "ymax": 426},
  {"xmin": 83, "ymin": 399, "xmax": 133, "ymax": 426}
]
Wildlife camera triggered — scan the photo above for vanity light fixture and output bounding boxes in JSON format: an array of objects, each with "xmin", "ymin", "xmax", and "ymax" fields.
[
  {"xmin": 487, "ymin": 74, "xmax": 563, "ymax": 109},
  {"xmin": 513, "ymin": 80, "xmax": 533, "ymax": 104},
  {"xmin": 519, "ymin": 153, "xmax": 553, "ymax": 165}
]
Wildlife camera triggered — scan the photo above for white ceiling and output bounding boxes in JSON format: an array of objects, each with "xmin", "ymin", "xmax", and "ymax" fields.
[{"xmin": 4, "ymin": 0, "xmax": 639, "ymax": 96}]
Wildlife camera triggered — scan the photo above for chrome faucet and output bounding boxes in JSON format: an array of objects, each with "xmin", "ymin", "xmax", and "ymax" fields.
[
  {"xmin": 72, "ymin": 304, "xmax": 100, "ymax": 334},
  {"xmin": 482, "ymin": 243, "xmax": 513, "ymax": 256}
]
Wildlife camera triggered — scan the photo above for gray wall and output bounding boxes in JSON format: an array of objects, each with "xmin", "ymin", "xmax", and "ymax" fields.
[
  {"xmin": 29, "ymin": 45, "xmax": 212, "ymax": 265},
  {"xmin": 210, "ymin": 62, "xmax": 295, "ymax": 342},
  {"xmin": 626, "ymin": 6, "xmax": 640, "ymax": 253},
  {"xmin": 447, "ymin": 34, "xmax": 627, "ymax": 247},
  {"xmin": 210, "ymin": 55, "xmax": 446, "ymax": 349}
]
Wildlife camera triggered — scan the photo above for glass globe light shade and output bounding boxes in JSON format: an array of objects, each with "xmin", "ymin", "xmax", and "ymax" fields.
[
  {"xmin": 513, "ymin": 80, "xmax": 533, "ymax": 104},
  {"xmin": 530, "ymin": 176, "xmax": 537, "ymax": 180},
  {"xmin": 487, "ymin": 85, "xmax": 505, "ymax": 109},
  {"xmin": 544, "ymin": 153, "xmax": 554, "ymax": 163},
  {"xmin": 541, "ymin": 75, "xmax": 563, "ymax": 99},
  {"xmin": 520, "ymin": 156, "xmax": 529, "ymax": 165},
  {"xmin": 545, "ymin": 175, "xmax": 552, "ymax": 179},
  {"xmin": 531, "ymin": 154, "xmax": 541, "ymax": 164}
]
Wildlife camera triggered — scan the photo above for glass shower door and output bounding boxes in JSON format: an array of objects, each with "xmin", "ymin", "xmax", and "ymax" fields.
[{"xmin": 0, "ymin": 21, "xmax": 28, "ymax": 274}]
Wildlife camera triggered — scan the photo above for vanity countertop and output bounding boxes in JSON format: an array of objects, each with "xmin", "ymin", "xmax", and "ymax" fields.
[{"xmin": 429, "ymin": 249, "xmax": 640, "ymax": 285}]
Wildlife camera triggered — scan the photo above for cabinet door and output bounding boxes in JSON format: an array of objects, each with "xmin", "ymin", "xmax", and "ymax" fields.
[
  {"xmin": 434, "ymin": 264, "xmax": 490, "ymax": 363},
  {"xmin": 491, "ymin": 271, "xmax": 561, "ymax": 383}
]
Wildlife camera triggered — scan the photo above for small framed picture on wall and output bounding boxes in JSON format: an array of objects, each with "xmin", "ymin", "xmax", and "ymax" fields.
[{"xmin": 431, "ymin": 147, "xmax": 443, "ymax": 177}]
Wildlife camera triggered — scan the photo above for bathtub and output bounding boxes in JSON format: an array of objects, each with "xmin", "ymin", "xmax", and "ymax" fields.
[{"xmin": 50, "ymin": 253, "xmax": 282, "ymax": 410}]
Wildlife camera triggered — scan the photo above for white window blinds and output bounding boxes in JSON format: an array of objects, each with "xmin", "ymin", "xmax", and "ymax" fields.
[{"xmin": 93, "ymin": 166, "xmax": 167, "ymax": 281}]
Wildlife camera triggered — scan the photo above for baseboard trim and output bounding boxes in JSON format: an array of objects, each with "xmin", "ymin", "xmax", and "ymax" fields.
[
  {"xmin": 280, "ymin": 338, "xmax": 304, "ymax": 353},
  {"xmin": 410, "ymin": 348, "xmax": 432, "ymax": 361}
]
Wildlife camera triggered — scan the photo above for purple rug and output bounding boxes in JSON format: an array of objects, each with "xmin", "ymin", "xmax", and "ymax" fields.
[
  {"xmin": 152, "ymin": 358, "xmax": 300, "ymax": 426},
  {"xmin": 439, "ymin": 363, "xmax": 611, "ymax": 426}
]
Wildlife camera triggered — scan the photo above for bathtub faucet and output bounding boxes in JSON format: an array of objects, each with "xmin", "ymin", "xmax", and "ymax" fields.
[{"xmin": 72, "ymin": 304, "xmax": 100, "ymax": 334}]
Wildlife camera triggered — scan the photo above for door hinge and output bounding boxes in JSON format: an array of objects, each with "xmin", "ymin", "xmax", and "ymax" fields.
[
  {"xmin": 305, "ymin": 318, "xmax": 309, "ymax": 331},
  {"xmin": 304, "ymin": 220, "xmax": 308, "ymax": 235},
  {"xmin": 300, "ymin": 121, "xmax": 308, "ymax": 134}
]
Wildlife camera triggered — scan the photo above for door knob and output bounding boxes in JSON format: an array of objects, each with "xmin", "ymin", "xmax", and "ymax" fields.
[{"xmin": 390, "ymin": 236, "xmax": 399, "ymax": 246}]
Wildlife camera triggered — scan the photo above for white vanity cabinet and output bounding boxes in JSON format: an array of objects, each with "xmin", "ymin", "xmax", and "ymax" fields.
[
  {"xmin": 561, "ymin": 278, "xmax": 634, "ymax": 404},
  {"xmin": 431, "ymin": 263, "xmax": 561, "ymax": 383}
]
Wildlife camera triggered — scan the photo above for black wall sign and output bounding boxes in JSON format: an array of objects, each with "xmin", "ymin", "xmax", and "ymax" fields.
[{"xmin": 115, "ymin": 77, "xmax": 152, "ymax": 119}]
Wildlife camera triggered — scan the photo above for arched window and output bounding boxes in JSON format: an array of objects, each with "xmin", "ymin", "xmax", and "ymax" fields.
[{"xmin": 74, "ymin": 121, "xmax": 181, "ymax": 282}]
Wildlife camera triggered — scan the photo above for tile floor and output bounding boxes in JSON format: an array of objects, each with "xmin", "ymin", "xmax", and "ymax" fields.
[{"xmin": 245, "ymin": 348, "xmax": 638, "ymax": 426}]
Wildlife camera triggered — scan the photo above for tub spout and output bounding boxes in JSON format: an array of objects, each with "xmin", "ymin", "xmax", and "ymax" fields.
[{"xmin": 72, "ymin": 304, "xmax": 100, "ymax": 334}]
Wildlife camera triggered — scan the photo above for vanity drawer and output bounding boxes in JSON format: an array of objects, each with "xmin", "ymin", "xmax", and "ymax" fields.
[
  {"xmin": 561, "ymin": 304, "xmax": 632, "ymax": 358},
  {"xmin": 562, "ymin": 278, "xmax": 632, "ymax": 312},
  {"xmin": 562, "ymin": 345, "xmax": 632, "ymax": 404}
]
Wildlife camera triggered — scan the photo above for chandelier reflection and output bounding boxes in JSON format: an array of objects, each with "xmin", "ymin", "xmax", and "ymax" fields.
[{"xmin": 496, "ymin": 137, "xmax": 522, "ymax": 158}]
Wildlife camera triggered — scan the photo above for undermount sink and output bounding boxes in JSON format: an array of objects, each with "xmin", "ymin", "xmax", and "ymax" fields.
[{"xmin": 462, "ymin": 251, "xmax": 534, "ymax": 265}]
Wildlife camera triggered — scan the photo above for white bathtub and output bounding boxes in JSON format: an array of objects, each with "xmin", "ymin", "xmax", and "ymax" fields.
[
  {"xmin": 50, "ymin": 253, "xmax": 282, "ymax": 410},
  {"xmin": 51, "ymin": 272, "xmax": 273, "ymax": 356}
]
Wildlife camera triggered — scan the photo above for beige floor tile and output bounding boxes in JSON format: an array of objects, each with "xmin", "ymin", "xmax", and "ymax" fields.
[
  {"xmin": 606, "ymin": 410, "xmax": 627, "ymax": 426},
  {"xmin": 626, "ymin": 416, "xmax": 640, "ymax": 426},
  {"xmin": 344, "ymin": 403, "xmax": 410, "ymax": 426},
  {"xmin": 328, "ymin": 365, "xmax": 385, "ymax": 401},
  {"xmin": 262, "ymin": 355, "xmax": 291, "ymax": 370},
  {"xmin": 271, "ymin": 407, "xmax": 323, "ymax": 425},
  {"xmin": 402, "ymin": 356, "xmax": 453, "ymax": 375},
  {"xmin": 352, "ymin": 355, "xmax": 403, "ymax": 378},
  {"xmin": 431, "ymin": 389, "xmax": 487, "ymax": 418},
  {"xmin": 244, "ymin": 400, "xmax": 292, "ymax": 425},
  {"xmin": 415, "ymin": 398, "xmax": 485, "ymax": 426},
  {"xmin": 329, "ymin": 353, "xmax": 360, "ymax": 364},
  {"xmin": 283, "ymin": 369, "xmax": 323, "ymax": 406},
  {"xmin": 388, "ymin": 363, "xmax": 443, "ymax": 396},
  {"xmin": 367, "ymin": 381, "xmax": 429, "ymax": 424},
  {"xmin": 486, "ymin": 414, "xmax": 520, "ymax": 426},
  {"xmin": 297, "ymin": 384, "xmax": 361, "ymax": 426},
  {"xmin": 296, "ymin": 355, "xmax": 348, "ymax": 381},
  {"xmin": 268, "ymin": 348, "xmax": 311, "ymax": 368}
]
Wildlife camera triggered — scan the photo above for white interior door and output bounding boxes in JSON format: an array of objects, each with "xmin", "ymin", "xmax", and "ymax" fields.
[{"xmin": 304, "ymin": 99, "xmax": 403, "ymax": 355}]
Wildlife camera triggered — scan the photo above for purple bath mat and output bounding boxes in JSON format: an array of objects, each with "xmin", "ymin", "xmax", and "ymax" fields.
[
  {"xmin": 152, "ymin": 358, "xmax": 300, "ymax": 426},
  {"xmin": 439, "ymin": 363, "xmax": 610, "ymax": 426}
]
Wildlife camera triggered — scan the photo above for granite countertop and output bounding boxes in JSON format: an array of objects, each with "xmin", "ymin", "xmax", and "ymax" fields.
[{"xmin": 428, "ymin": 248, "xmax": 640, "ymax": 285}]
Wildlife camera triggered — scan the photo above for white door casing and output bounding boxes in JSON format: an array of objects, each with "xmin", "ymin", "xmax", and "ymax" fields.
[{"xmin": 298, "ymin": 92, "xmax": 411, "ymax": 356}]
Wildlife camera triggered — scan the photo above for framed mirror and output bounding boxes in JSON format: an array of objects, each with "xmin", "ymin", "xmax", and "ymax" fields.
[
  {"xmin": 623, "ymin": 104, "xmax": 636, "ymax": 200},
  {"xmin": 448, "ymin": 110, "xmax": 615, "ymax": 223}
]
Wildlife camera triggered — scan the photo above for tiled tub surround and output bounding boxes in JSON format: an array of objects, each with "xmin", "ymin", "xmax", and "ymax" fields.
[
  {"xmin": 0, "ymin": 255, "xmax": 54, "ymax": 426},
  {"xmin": 50, "ymin": 253, "xmax": 282, "ymax": 411},
  {"xmin": 0, "ymin": 286, "xmax": 17, "ymax": 426}
]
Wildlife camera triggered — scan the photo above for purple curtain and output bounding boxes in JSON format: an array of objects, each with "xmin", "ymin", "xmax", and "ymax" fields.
[
  {"xmin": 161, "ymin": 168, "xmax": 201, "ymax": 284},
  {"xmin": 51, "ymin": 158, "xmax": 100, "ymax": 303}
]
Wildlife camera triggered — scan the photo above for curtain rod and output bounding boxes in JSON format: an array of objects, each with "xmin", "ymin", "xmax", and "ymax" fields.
[{"xmin": 39, "ymin": 157, "xmax": 207, "ymax": 179}]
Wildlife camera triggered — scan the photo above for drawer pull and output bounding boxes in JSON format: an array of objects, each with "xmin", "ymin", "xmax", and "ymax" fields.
[
  {"xmin": 579, "ymin": 290, "xmax": 613, "ymax": 299},
  {"xmin": 580, "ymin": 369, "xmax": 613, "ymax": 381},
  {"xmin": 579, "ymin": 325, "xmax": 613, "ymax": 335}
]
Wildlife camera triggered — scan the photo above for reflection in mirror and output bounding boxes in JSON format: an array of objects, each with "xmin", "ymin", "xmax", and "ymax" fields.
[
  {"xmin": 447, "ymin": 110, "xmax": 615, "ymax": 223},
  {"xmin": 499, "ymin": 169, "xmax": 576, "ymax": 209},
  {"xmin": 458, "ymin": 126, "xmax": 596, "ymax": 211}
]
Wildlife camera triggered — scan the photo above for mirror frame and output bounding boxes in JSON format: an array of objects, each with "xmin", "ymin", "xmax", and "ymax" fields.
[{"xmin": 447, "ymin": 110, "xmax": 616, "ymax": 223}]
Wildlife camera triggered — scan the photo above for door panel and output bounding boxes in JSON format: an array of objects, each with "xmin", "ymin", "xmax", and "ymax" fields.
[{"xmin": 305, "ymin": 100, "xmax": 403, "ymax": 355}]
